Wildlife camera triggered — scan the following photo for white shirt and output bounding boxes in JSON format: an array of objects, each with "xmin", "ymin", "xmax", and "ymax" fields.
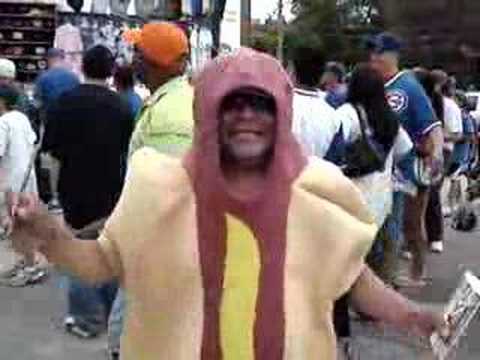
[
  {"xmin": 292, "ymin": 88, "xmax": 341, "ymax": 158},
  {"xmin": 443, "ymin": 96, "xmax": 463, "ymax": 151},
  {"xmin": 0, "ymin": 110, "xmax": 37, "ymax": 194},
  {"xmin": 337, "ymin": 103, "xmax": 413, "ymax": 225}
]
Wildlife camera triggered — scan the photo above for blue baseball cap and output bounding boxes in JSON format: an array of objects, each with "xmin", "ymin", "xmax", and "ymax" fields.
[{"xmin": 366, "ymin": 32, "xmax": 404, "ymax": 54}]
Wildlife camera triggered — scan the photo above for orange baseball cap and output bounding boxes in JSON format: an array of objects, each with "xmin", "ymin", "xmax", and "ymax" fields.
[{"xmin": 123, "ymin": 22, "xmax": 189, "ymax": 68}]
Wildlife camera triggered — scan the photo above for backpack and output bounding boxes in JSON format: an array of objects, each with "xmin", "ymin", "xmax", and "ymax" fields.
[{"xmin": 342, "ymin": 104, "xmax": 388, "ymax": 178}]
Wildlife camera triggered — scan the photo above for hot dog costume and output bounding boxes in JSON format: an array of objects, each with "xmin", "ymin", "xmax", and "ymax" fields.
[{"xmin": 98, "ymin": 49, "xmax": 377, "ymax": 360}]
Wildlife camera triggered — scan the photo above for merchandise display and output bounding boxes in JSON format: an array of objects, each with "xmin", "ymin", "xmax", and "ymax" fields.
[{"xmin": 0, "ymin": 0, "xmax": 56, "ymax": 82}]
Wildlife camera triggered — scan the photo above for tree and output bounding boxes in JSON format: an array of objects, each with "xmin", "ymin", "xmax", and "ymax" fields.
[
  {"xmin": 286, "ymin": 0, "xmax": 342, "ymax": 61},
  {"xmin": 287, "ymin": 0, "xmax": 382, "ymax": 64}
]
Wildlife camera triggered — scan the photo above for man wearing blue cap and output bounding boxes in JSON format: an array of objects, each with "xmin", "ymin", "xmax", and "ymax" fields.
[
  {"xmin": 321, "ymin": 61, "xmax": 348, "ymax": 109},
  {"xmin": 368, "ymin": 33, "xmax": 444, "ymax": 287}
]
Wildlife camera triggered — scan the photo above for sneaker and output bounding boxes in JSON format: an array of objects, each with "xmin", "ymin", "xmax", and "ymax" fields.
[
  {"xmin": 0, "ymin": 260, "xmax": 25, "ymax": 280},
  {"xmin": 401, "ymin": 250, "xmax": 413, "ymax": 261},
  {"xmin": 47, "ymin": 198, "xmax": 63, "ymax": 215},
  {"xmin": 443, "ymin": 206, "xmax": 452, "ymax": 218},
  {"xmin": 64, "ymin": 316, "xmax": 97, "ymax": 339},
  {"xmin": 107, "ymin": 348, "xmax": 120, "ymax": 360},
  {"xmin": 430, "ymin": 241, "xmax": 444, "ymax": 254},
  {"xmin": 1, "ymin": 266, "xmax": 48, "ymax": 287}
]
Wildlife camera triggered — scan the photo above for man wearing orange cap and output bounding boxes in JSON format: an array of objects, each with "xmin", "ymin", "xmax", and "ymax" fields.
[
  {"xmin": 126, "ymin": 22, "xmax": 194, "ymax": 156},
  {"xmin": 105, "ymin": 22, "xmax": 195, "ymax": 359}
]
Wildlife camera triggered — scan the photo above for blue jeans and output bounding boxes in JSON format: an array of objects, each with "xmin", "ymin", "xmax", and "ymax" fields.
[
  {"xmin": 386, "ymin": 191, "xmax": 405, "ymax": 262},
  {"xmin": 108, "ymin": 289, "xmax": 125, "ymax": 351},
  {"xmin": 68, "ymin": 276, "xmax": 117, "ymax": 335}
]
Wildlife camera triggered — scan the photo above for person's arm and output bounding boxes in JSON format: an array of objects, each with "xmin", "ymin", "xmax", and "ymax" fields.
[
  {"xmin": 392, "ymin": 127, "xmax": 414, "ymax": 164},
  {"xmin": 409, "ymin": 84, "xmax": 443, "ymax": 159},
  {"xmin": 417, "ymin": 125, "xmax": 444, "ymax": 159},
  {"xmin": 350, "ymin": 267, "xmax": 448, "ymax": 337},
  {"xmin": 8, "ymin": 193, "xmax": 115, "ymax": 285}
]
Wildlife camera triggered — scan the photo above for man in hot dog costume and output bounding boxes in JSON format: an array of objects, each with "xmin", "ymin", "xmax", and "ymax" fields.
[{"xmin": 8, "ymin": 49, "xmax": 447, "ymax": 359}]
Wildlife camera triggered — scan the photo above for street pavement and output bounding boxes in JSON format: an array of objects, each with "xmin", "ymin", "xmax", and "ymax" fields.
[{"xmin": 0, "ymin": 220, "xmax": 478, "ymax": 359}]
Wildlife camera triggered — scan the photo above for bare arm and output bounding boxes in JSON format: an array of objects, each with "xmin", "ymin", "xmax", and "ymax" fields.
[
  {"xmin": 444, "ymin": 131, "xmax": 463, "ymax": 144},
  {"xmin": 43, "ymin": 223, "xmax": 115, "ymax": 285},
  {"xmin": 417, "ymin": 125, "xmax": 444, "ymax": 158},
  {"xmin": 350, "ymin": 267, "xmax": 417, "ymax": 330},
  {"xmin": 350, "ymin": 267, "xmax": 446, "ymax": 337},
  {"xmin": 9, "ymin": 194, "xmax": 115, "ymax": 285}
]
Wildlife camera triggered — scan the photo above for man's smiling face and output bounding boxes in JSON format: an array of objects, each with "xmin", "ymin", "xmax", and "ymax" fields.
[{"xmin": 219, "ymin": 89, "xmax": 277, "ymax": 170}]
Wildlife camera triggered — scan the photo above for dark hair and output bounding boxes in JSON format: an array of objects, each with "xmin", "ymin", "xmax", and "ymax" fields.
[
  {"xmin": 114, "ymin": 65, "xmax": 135, "ymax": 90},
  {"xmin": 414, "ymin": 68, "xmax": 444, "ymax": 123},
  {"xmin": 292, "ymin": 47, "xmax": 325, "ymax": 88},
  {"xmin": 47, "ymin": 48, "xmax": 65, "ymax": 60},
  {"xmin": 347, "ymin": 63, "xmax": 400, "ymax": 152},
  {"xmin": 82, "ymin": 45, "xmax": 115, "ymax": 80},
  {"xmin": 0, "ymin": 84, "xmax": 19, "ymax": 110},
  {"xmin": 325, "ymin": 61, "xmax": 346, "ymax": 82}
]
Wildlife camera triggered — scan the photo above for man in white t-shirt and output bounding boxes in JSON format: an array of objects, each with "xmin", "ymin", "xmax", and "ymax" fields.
[
  {"xmin": 291, "ymin": 54, "xmax": 341, "ymax": 159},
  {"xmin": 293, "ymin": 87, "xmax": 340, "ymax": 158},
  {"xmin": 0, "ymin": 86, "xmax": 37, "ymax": 196},
  {"xmin": 0, "ymin": 84, "xmax": 46, "ymax": 287},
  {"xmin": 443, "ymin": 94, "xmax": 463, "ymax": 155},
  {"xmin": 432, "ymin": 71, "xmax": 463, "ymax": 159}
]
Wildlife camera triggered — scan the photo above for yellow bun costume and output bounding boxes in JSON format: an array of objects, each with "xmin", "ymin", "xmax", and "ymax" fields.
[{"xmin": 98, "ymin": 48, "xmax": 377, "ymax": 359}]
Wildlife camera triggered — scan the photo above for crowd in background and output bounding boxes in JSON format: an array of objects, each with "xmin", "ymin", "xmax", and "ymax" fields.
[{"xmin": 0, "ymin": 22, "xmax": 472, "ymax": 360}]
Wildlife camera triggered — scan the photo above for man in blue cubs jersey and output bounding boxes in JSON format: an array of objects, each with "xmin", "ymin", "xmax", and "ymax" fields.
[{"xmin": 368, "ymin": 33, "xmax": 444, "ymax": 287}]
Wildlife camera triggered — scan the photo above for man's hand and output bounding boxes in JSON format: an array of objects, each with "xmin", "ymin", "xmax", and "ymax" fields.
[
  {"xmin": 351, "ymin": 267, "xmax": 451, "ymax": 341},
  {"xmin": 406, "ymin": 306, "xmax": 451, "ymax": 339},
  {"xmin": 7, "ymin": 192, "xmax": 62, "ymax": 256},
  {"xmin": 7, "ymin": 192, "xmax": 116, "ymax": 285}
]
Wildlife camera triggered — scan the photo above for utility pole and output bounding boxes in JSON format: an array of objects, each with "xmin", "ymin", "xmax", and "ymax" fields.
[
  {"xmin": 241, "ymin": 0, "xmax": 252, "ymax": 46},
  {"xmin": 276, "ymin": 0, "xmax": 285, "ymax": 63}
]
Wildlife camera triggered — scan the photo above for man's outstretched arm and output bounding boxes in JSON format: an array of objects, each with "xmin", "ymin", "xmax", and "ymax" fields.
[
  {"xmin": 350, "ymin": 266, "xmax": 448, "ymax": 338},
  {"xmin": 8, "ymin": 193, "xmax": 116, "ymax": 285}
]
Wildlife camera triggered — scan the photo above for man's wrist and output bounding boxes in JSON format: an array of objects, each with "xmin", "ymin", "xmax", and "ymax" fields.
[
  {"xmin": 39, "ymin": 216, "xmax": 73, "ymax": 263},
  {"xmin": 399, "ymin": 301, "xmax": 423, "ymax": 331}
]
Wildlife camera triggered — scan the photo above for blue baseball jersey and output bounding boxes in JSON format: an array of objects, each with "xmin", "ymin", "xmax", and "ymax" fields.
[{"xmin": 385, "ymin": 71, "xmax": 441, "ymax": 142}]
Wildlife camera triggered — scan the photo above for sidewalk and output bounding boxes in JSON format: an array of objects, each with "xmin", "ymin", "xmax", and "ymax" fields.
[{"xmin": 348, "ymin": 221, "xmax": 480, "ymax": 360}]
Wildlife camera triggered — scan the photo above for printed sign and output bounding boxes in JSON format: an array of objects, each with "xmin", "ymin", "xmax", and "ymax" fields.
[{"xmin": 431, "ymin": 271, "xmax": 480, "ymax": 360}]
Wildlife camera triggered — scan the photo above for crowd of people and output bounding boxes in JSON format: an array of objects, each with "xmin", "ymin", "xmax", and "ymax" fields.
[{"xmin": 1, "ymin": 21, "xmax": 472, "ymax": 360}]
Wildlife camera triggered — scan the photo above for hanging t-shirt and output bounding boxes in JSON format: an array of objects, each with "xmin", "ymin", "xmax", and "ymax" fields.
[{"xmin": 54, "ymin": 24, "xmax": 84, "ymax": 79}]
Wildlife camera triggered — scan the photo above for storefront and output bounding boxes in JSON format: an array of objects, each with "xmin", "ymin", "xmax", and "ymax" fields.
[
  {"xmin": 0, "ymin": 0, "xmax": 57, "ymax": 82},
  {"xmin": 0, "ymin": 0, "xmax": 244, "ymax": 83}
]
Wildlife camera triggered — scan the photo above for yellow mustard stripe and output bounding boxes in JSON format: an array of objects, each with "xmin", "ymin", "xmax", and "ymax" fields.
[{"xmin": 220, "ymin": 215, "xmax": 260, "ymax": 360}]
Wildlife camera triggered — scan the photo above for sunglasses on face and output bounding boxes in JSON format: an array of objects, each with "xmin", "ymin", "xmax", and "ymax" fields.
[{"xmin": 222, "ymin": 93, "xmax": 276, "ymax": 115}]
